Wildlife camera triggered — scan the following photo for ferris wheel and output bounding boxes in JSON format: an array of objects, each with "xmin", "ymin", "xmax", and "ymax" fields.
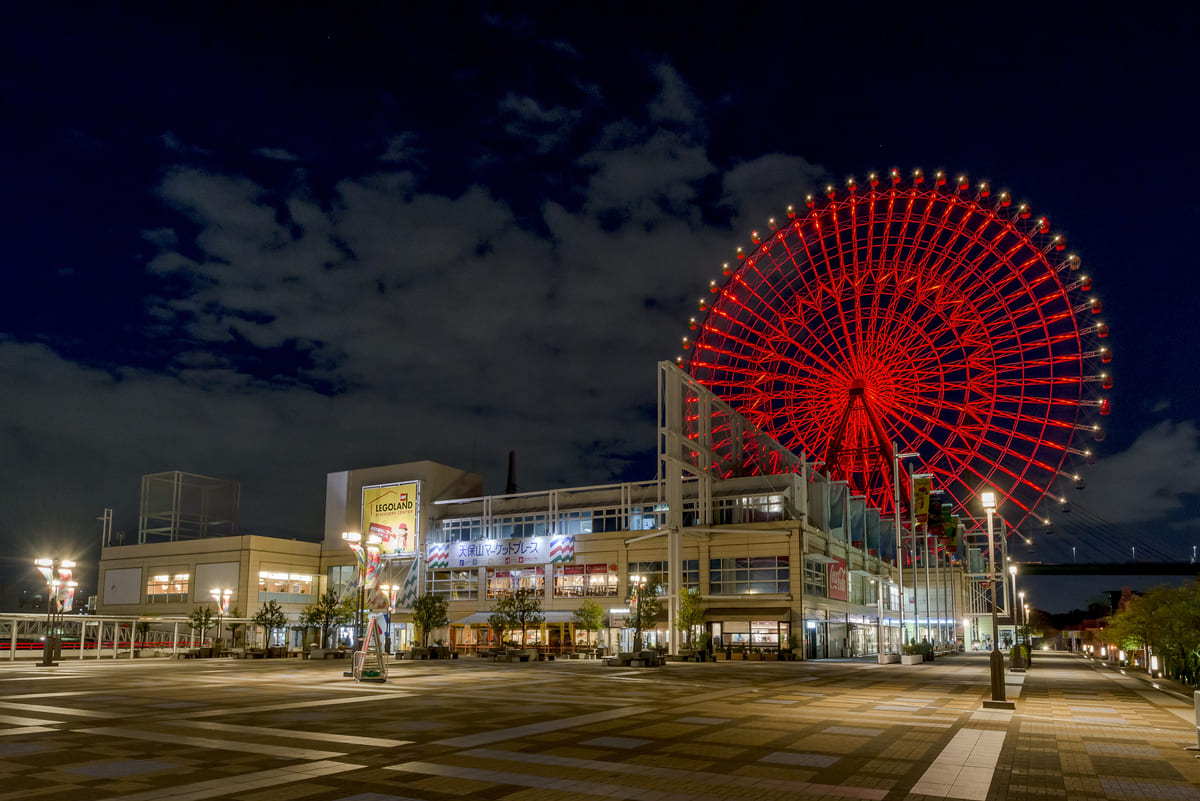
[{"xmin": 682, "ymin": 169, "xmax": 1110, "ymax": 527}]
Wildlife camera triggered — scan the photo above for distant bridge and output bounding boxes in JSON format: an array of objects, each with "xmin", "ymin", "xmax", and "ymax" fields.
[{"xmin": 1016, "ymin": 562, "xmax": 1200, "ymax": 577}]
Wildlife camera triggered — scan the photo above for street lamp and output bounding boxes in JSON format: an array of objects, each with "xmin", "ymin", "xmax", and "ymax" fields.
[
  {"xmin": 342, "ymin": 532, "xmax": 365, "ymax": 645},
  {"xmin": 1017, "ymin": 590, "xmax": 1026, "ymax": 646},
  {"xmin": 210, "ymin": 588, "xmax": 231, "ymax": 652},
  {"xmin": 343, "ymin": 531, "xmax": 382, "ymax": 647},
  {"xmin": 34, "ymin": 557, "xmax": 76, "ymax": 667},
  {"xmin": 981, "ymin": 491, "xmax": 1008, "ymax": 705},
  {"xmin": 892, "ymin": 449, "xmax": 919, "ymax": 646}
]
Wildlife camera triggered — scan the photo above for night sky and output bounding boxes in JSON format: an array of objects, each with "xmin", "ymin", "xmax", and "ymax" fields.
[{"xmin": 3, "ymin": 4, "xmax": 1198, "ymax": 612}]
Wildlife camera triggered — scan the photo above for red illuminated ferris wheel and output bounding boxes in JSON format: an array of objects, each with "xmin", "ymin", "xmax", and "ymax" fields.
[{"xmin": 683, "ymin": 169, "xmax": 1111, "ymax": 526}]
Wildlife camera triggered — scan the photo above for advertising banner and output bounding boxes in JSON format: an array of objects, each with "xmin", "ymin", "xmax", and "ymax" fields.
[
  {"xmin": 361, "ymin": 482, "xmax": 420, "ymax": 555},
  {"xmin": 827, "ymin": 557, "xmax": 849, "ymax": 601},
  {"xmin": 431, "ymin": 535, "xmax": 576, "ymax": 568},
  {"xmin": 912, "ymin": 474, "xmax": 932, "ymax": 523}
]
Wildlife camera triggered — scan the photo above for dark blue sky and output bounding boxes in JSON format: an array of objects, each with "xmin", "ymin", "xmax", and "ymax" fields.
[{"xmin": 2, "ymin": 3, "xmax": 1197, "ymax": 611}]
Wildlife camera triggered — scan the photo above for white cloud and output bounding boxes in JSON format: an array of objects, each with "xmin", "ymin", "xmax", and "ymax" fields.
[
  {"xmin": 500, "ymin": 93, "xmax": 582, "ymax": 153},
  {"xmin": 378, "ymin": 133, "xmax": 420, "ymax": 164},
  {"xmin": 1077, "ymin": 420, "xmax": 1200, "ymax": 524},
  {"xmin": 252, "ymin": 147, "xmax": 301, "ymax": 162}
]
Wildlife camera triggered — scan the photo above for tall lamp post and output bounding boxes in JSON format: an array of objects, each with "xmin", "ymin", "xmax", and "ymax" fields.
[
  {"xmin": 891, "ymin": 448, "xmax": 919, "ymax": 646},
  {"xmin": 342, "ymin": 532, "xmax": 365, "ymax": 645},
  {"xmin": 379, "ymin": 583, "xmax": 399, "ymax": 653},
  {"xmin": 35, "ymin": 557, "xmax": 75, "ymax": 667},
  {"xmin": 210, "ymin": 588, "xmax": 231, "ymax": 652},
  {"xmin": 981, "ymin": 492, "xmax": 1009, "ymax": 706},
  {"xmin": 1008, "ymin": 565, "xmax": 1024, "ymax": 669},
  {"xmin": 342, "ymin": 531, "xmax": 382, "ymax": 647}
]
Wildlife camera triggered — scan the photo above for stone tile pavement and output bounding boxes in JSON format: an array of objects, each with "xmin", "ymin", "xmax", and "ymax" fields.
[{"xmin": 0, "ymin": 649, "xmax": 1193, "ymax": 799}]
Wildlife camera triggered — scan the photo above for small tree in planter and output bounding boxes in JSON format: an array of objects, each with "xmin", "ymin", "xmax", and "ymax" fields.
[
  {"xmin": 630, "ymin": 576, "xmax": 663, "ymax": 653},
  {"xmin": 412, "ymin": 593, "xmax": 449, "ymax": 653},
  {"xmin": 571, "ymin": 598, "xmax": 604, "ymax": 652},
  {"xmin": 674, "ymin": 588, "xmax": 705, "ymax": 651},
  {"xmin": 301, "ymin": 591, "xmax": 353, "ymax": 648},
  {"xmin": 188, "ymin": 606, "xmax": 215, "ymax": 650},
  {"xmin": 488, "ymin": 611, "xmax": 511, "ymax": 649},
  {"xmin": 492, "ymin": 587, "xmax": 543, "ymax": 649},
  {"xmin": 253, "ymin": 600, "xmax": 288, "ymax": 655}
]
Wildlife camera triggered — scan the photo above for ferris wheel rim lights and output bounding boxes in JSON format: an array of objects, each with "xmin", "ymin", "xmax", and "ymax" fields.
[{"xmin": 681, "ymin": 169, "xmax": 1109, "ymax": 528}]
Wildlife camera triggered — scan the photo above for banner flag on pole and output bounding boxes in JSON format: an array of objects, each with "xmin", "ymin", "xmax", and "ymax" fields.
[
  {"xmin": 913, "ymin": 475, "xmax": 932, "ymax": 523},
  {"xmin": 398, "ymin": 560, "xmax": 419, "ymax": 609}
]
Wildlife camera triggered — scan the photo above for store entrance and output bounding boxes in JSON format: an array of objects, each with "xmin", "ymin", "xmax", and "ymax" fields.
[{"xmin": 805, "ymin": 621, "xmax": 827, "ymax": 659}]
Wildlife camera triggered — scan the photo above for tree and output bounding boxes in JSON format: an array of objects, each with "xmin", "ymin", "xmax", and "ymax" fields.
[
  {"xmin": 630, "ymin": 576, "xmax": 663, "ymax": 652},
  {"xmin": 253, "ymin": 600, "xmax": 288, "ymax": 651},
  {"xmin": 675, "ymin": 587, "xmax": 705, "ymax": 649},
  {"xmin": 411, "ymin": 593, "xmax": 449, "ymax": 648},
  {"xmin": 301, "ymin": 591, "xmax": 354, "ymax": 647},
  {"xmin": 188, "ymin": 606, "xmax": 215, "ymax": 645},
  {"xmin": 226, "ymin": 607, "xmax": 244, "ymax": 648},
  {"xmin": 492, "ymin": 587, "xmax": 544, "ymax": 647},
  {"xmin": 1105, "ymin": 582, "xmax": 1200, "ymax": 685},
  {"xmin": 571, "ymin": 598, "xmax": 605, "ymax": 649}
]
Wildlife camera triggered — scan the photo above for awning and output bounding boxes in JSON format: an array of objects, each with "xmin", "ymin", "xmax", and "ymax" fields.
[
  {"xmin": 703, "ymin": 606, "xmax": 791, "ymax": 622},
  {"xmin": 453, "ymin": 611, "xmax": 577, "ymax": 626},
  {"xmin": 805, "ymin": 554, "xmax": 839, "ymax": 564}
]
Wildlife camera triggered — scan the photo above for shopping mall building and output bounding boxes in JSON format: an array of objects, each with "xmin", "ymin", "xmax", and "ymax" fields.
[{"xmin": 96, "ymin": 363, "xmax": 975, "ymax": 657}]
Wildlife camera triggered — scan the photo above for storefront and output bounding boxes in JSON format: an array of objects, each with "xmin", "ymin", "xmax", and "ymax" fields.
[{"xmin": 707, "ymin": 608, "xmax": 791, "ymax": 654}]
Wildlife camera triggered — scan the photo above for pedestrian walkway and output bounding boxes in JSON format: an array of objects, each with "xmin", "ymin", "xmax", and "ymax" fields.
[{"xmin": 0, "ymin": 650, "xmax": 1192, "ymax": 799}]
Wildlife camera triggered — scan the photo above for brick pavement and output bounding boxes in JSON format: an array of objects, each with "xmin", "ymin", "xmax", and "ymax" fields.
[{"xmin": 0, "ymin": 650, "xmax": 1194, "ymax": 799}]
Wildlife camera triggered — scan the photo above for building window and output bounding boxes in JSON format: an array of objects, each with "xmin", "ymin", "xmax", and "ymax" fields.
[
  {"xmin": 804, "ymin": 557, "xmax": 826, "ymax": 597},
  {"xmin": 628, "ymin": 505, "xmax": 664, "ymax": 531},
  {"xmin": 440, "ymin": 518, "xmax": 483, "ymax": 543},
  {"xmin": 626, "ymin": 560, "xmax": 697, "ymax": 591},
  {"xmin": 555, "ymin": 564, "xmax": 617, "ymax": 598},
  {"xmin": 559, "ymin": 510, "xmax": 593, "ymax": 535},
  {"xmin": 681, "ymin": 559, "xmax": 699, "ymax": 589},
  {"xmin": 493, "ymin": 513, "xmax": 547, "ymax": 539},
  {"xmin": 428, "ymin": 569, "xmax": 478, "ymax": 600},
  {"xmin": 486, "ymin": 568, "xmax": 544, "ymax": 599},
  {"xmin": 710, "ymin": 556, "xmax": 789, "ymax": 595},
  {"xmin": 258, "ymin": 572, "xmax": 313, "ymax": 595},
  {"xmin": 328, "ymin": 565, "xmax": 355, "ymax": 597},
  {"xmin": 146, "ymin": 572, "xmax": 189, "ymax": 603}
]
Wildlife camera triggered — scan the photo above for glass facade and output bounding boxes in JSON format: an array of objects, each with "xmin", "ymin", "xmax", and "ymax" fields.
[
  {"xmin": 710, "ymin": 556, "xmax": 789, "ymax": 595},
  {"xmin": 146, "ymin": 572, "xmax": 189, "ymax": 603}
]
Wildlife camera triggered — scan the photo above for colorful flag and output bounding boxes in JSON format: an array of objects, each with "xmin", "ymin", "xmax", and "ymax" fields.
[
  {"xmin": 398, "ymin": 560, "xmax": 419, "ymax": 609},
  {"xmin": 912, "ymin": 475, "xmax": 932, "ymax": 523}
]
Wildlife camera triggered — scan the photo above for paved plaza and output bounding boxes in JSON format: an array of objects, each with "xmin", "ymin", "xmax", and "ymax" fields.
[{"xmin": 0, "ymin": 651, "xmax": 1196, "ymax": 800}]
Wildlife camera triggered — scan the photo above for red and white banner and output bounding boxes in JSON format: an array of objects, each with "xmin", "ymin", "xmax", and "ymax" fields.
[{"xmin": 827, "ymin": 557, "xmax": 849, "ymax": 601}]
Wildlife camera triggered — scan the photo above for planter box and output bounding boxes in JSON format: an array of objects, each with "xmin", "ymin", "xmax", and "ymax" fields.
[
  {"xmin": 901, "ymin": 654, "xmax": 923, "ymax": 665},
  {"xmin": 878, "ymin": 653, "xmax": 900, "ymax": 664}
]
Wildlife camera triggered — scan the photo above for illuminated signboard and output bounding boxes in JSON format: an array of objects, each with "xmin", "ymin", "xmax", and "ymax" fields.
[
  {"xmin": 827, "ymin": 556, "xmax": 849, "ymax": 601},
  {"xmin": 428, "ymin": 535, "xmax": 575, "ymax": 568},
  {"xmin": 361, "ymin": 481, "xmax": 420, "ymax": 556}
]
